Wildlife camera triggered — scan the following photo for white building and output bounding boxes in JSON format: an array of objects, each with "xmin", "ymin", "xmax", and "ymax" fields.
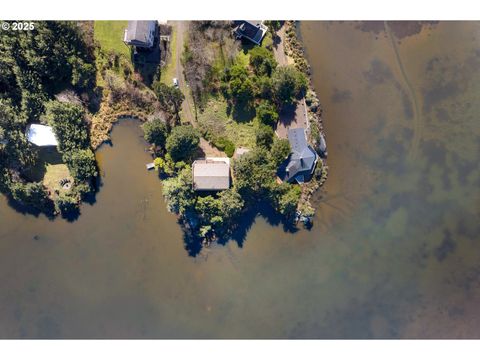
[{"xmin": 26, "ymin": 124, "xmax": 58, "ymax": 147}]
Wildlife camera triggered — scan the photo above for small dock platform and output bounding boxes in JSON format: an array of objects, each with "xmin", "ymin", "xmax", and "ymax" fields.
[{"xmin": 146, "ymin": 162, "xmax": 155, "ymax": 170}]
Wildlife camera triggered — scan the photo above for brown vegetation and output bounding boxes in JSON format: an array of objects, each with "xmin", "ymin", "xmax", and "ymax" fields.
[{"xmin": 182, "ymin": 21, "xmax": 239, "ymax": 108}]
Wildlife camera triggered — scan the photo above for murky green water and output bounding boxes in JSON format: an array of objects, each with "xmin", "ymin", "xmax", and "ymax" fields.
[{"xmin": 0, "ymin": 21, "xmax": 479, "ymax": 338}]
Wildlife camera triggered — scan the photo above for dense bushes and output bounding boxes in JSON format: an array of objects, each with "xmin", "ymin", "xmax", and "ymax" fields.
[
  {"xmin": 45, "ymin": 101, "xmax": 97, "ymax": 184},
  {"xmin": 0, "ymin": 22, "xmax": 98, "ymax": 215},
  {"xmin": 249, "ymin": 46, "xmax": 277, "ymax": 76},
  {"xmin": 0, "ymin": 21, "xmax": 96, "ymax": 121},
  {"xmin": 256, "ymin": 101, "xmax": 279, "ymax": 126},
  {"xmin": 272, "ymin": 65, "xmax": 308, "ymax": 105},
  {"xmin": 213, "ymin": 137, "xmax": 235, "ymax": 157},
  {"xmin": 142, "ymin": 117, "xmax": 168, "ymax": 147},
  {"xmin": 165, "ymin": 125, "xmax": 200, "ymax": 162}
]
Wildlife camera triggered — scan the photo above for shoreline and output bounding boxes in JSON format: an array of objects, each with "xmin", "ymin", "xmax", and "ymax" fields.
[{"xmin": 277, "ymin": 20, "xmax": 329, "ymax": 213}]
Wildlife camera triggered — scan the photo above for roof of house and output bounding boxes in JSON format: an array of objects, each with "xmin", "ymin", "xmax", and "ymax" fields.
[
  {"xmin": 234, "ymin": 21, "xmax": 267, "ymax": 45},
  {"xmin": 124, "ymin": 21, "xmax": 156, "ymax": 47},
  {"xmin": 26, "ymin": 124, "xmax": 58, "ymax": 147},
  {"xmin": 193, "ymin": 158, "xmax": 231, "ymax": 191},
  {"xmin": 280, "ymin": 128, "xmax": 318, "ymax": 183}
]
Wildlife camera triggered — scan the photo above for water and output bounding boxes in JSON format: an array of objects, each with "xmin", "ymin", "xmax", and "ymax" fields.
[{"xmin": 0, "ymin": 21, "xmax": 479, "ymax": 338}]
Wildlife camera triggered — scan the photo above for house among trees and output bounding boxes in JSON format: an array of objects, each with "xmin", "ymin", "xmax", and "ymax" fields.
[
  {"xmin": 124, "ymin": 20, "xmax": 157, "ymax": 49},
  {"xmin": 233, "ymin": 21, "xmax": 268, "ymax": 45},
  {"xmin": 192, "ymin": 158, "xmax": 231, "ymax": 191},
  {"xmin": 279, "ymin": 128, "xmax": 318, "ymax": 184},
  {"xmin": 26, "ymin": 124, "xmax": 58, "ymax": 147}
]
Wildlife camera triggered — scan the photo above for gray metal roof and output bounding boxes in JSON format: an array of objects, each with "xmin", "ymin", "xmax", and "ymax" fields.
[
  {"xmin": 193, "ymin": 159, "xmax": 230, "ymax": 191},
  {"xmin": 283, "ymin": 128, "xmax": 317, "ymax": 182},
  {"xmin": 124, "ymin": 21, "xmax": 156, "ymax": 47}
]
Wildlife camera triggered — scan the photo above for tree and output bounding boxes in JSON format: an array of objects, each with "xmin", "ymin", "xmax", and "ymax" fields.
[
  {"xmin": 255, "ymin": 124, "xmax": 274, "ymax": 149},
  {"xmin": 195, "ymin": 195, "xmax": 220, "ymax": 222},
  {"xmin": 142, "ymin": 118, "xmax": 168, "ymax": 146},
  {"xmin": 55, "ymin": 192, "xmax": 80, "ymax": 215},
  {"xmin": 273, "ymin": 182, "xmax": 301, "ymax": 219},
  {"xmin": 264, "ymin": 20, "xmax": 282, "ymax": 33},
  {"xmin": 254, "ymin": 76, "xmax": 274, "ymax": 99},
  {"xmin": 9, "ymin": 181, "xmax": 52, "ymax": 212},
  {"xmin": 249, "ymin": 46, "xmax": 277, "ymax": 76},
  {"xmin": 153, "ymin": 82, "xmax": 185, "ymax": 118},
  {"xmin": 166, "ymin": 125, "xmax": 200, "ymax": 162},
  {"xmin": 218, "ymin": 188, "xmax": 244, "ymax": 221},
  {"xmin": 272, "ymin": 66, "xmax": 308, "ymax": 105},
  {"xmin": 230, "ymin": 77, "xmax": 254, "ymax": 103},
  {"xmin": 44, "ymin": 101, "xmax": 89, "ymax": 154},
  {"xmin": 70, "ymin": 57, "xmax": 95, "ymax": 90},
  {"xmin": 64, "ymin": 149, "xmax": 97, "ymax": 182},
  {"xmin": 256, "ymin": 101, "xmax": 279, "ymax": 126},
  {"xmin": 0, "ymin": 99, "xmax": 35, "ymax": 169},
  {"xmin": 270, "ymin": 138, "xmax": 291, "ymax": 167},
  {"xmin": 233, "ymin": 147, "xmax": 276, "ymax": 199},
  {"xmin": 161, "ymin": 166, "xmax": 195, "ymax": 214}
]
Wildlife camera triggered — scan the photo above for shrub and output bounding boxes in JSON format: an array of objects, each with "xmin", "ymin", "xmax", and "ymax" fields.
[
  {"xmin": 256, "ymin": 101, "xmax": 279, "ymax": 126},
  {"xmin": 255, "ymin": 124, "xmax": 274, "ymax": 149},
  {"xmin": 142, "ymin": 118, "xmax": 168, "ymax": 146},
  {"xmin": 166, "ymin": 125, "xmax": 200, "ymax": 162},
  {"xmin": 213, "ymin": 137, "xmax": 235, "ymax": 157}
]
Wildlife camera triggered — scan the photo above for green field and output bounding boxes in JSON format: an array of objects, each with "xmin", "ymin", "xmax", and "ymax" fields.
[
  {"xmin": 94, "ymin": 21, "xmax": 130, "ymax": 57},
  {"xmin": 196, "ymin": 97, "xmax": 258, "ymax": 149},
  {"xmin": 160, "ymin": 26, "xmax": 177, "ymax": 85}
]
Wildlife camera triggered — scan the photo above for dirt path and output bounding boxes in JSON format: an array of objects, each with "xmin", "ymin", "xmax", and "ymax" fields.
[
  {"xmin": 384, "ymin": 21, "xmax": 422, "ymax": 161},
  {"xmin": 273, "ymin": 24, "xmax": 288, "ymax": 66},
  {"xmin": 169, "ymin": 20, "xmax": 196, "ymax": 125},
  {"xmin": 199, "ymin": 138, "xmax": 226, "ymax": 157},
  {"xmin": 272, "ymin": 24, "xmax": 309, "ymax": 139}
]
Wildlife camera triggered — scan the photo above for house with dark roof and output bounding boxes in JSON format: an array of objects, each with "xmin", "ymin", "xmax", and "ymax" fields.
[
  {"xmin": 192, "ymin": 158, "xmax": 231, "ymax": 191},
  {"xmin": 233, "ymin": 21, "xmax": 268, "ymax": 45},
  {"xmin": 124, "ymin": 21, "xmax": 157, "ymax": 49},
  {"xmin": 278, "ymin": 128, "xmax": 318, "ymax": 184}
]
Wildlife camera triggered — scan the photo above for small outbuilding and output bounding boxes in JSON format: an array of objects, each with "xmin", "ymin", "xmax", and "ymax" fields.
[
  {"xmin": 192, "ymin": 158, "xmax": 231, "ymax": 191},
  {"xmin": 234, "ymin": 21, "xmax": 268, "ymax": 45},
  {"xmin": 124, "ymin": 20, "xmax": 157, "ymax": 49},
  {"xmin": 26, "ymin": 124, "xmax": 58, "ymax": 147}
]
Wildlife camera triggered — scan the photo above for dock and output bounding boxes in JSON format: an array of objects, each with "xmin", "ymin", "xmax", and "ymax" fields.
[{"xmin": 146, "ymin": 162, "xmax": 155, "ymax": 170}]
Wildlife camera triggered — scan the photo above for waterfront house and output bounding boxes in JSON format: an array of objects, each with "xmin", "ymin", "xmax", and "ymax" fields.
[
  {"xmin": 192, "ymin": 158, "xmax": 230, "ymax": 191},
  {"xmin": 279, "ymin": 128, "xmax": 318, "ymax": 184},
  {"xmin": 233, "ymin": 21, "xmax": 268, "ymax": 45},
  {"xmin": 26, "ymin": 124, "xmax": 58, "ymax": 147},
  {"xmin": 124, "ymin": 20, "xmax": 157, "ymax": 49}
]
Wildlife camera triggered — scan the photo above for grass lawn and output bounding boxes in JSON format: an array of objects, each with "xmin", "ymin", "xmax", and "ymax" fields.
[
  {"xmin": 43, "ymin": 164, "xmax": 72, "ymax": 197},
  {"xmin": 160, "ymin": 26, "xmax": 177, "ymax": 85},
  {"xmin": 261, "ymin": 31, "xmax": 274, "ymax": 49},
  {"xmin": 94, "ymin": 21, "xmax": 130, "ymax": 58},
  {"xmin": 196, "ymin": 97, "xmax": 258, "ymax": 149}
]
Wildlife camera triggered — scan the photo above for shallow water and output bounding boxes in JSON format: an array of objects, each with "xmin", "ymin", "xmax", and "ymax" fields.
[{"xmin": 0, "ymin": 21, "xmax": 479, "ymax": 338}]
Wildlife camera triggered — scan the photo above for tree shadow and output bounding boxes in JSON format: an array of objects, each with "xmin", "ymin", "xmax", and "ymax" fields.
[
  {"xmin": 5, "ymin": 196, "xmax": 56, "ymax": 220},
  {"xmin": 186, "ymin": 199, "xmax": 299, "ymax": 257},
  {"xmin": 278, "ymin": 102, "xmax": 298, "ymax": 128},
  {"xmin": 131, "ymin": 28, "xmax": 162, "ymax": 87},
  {"xmin": 232, "ymin": 101, "xmax": 256, "ymax": 123},
  {"xmin": 22, "ymin": 147, "xmax": 63, "ymax": 183}
]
